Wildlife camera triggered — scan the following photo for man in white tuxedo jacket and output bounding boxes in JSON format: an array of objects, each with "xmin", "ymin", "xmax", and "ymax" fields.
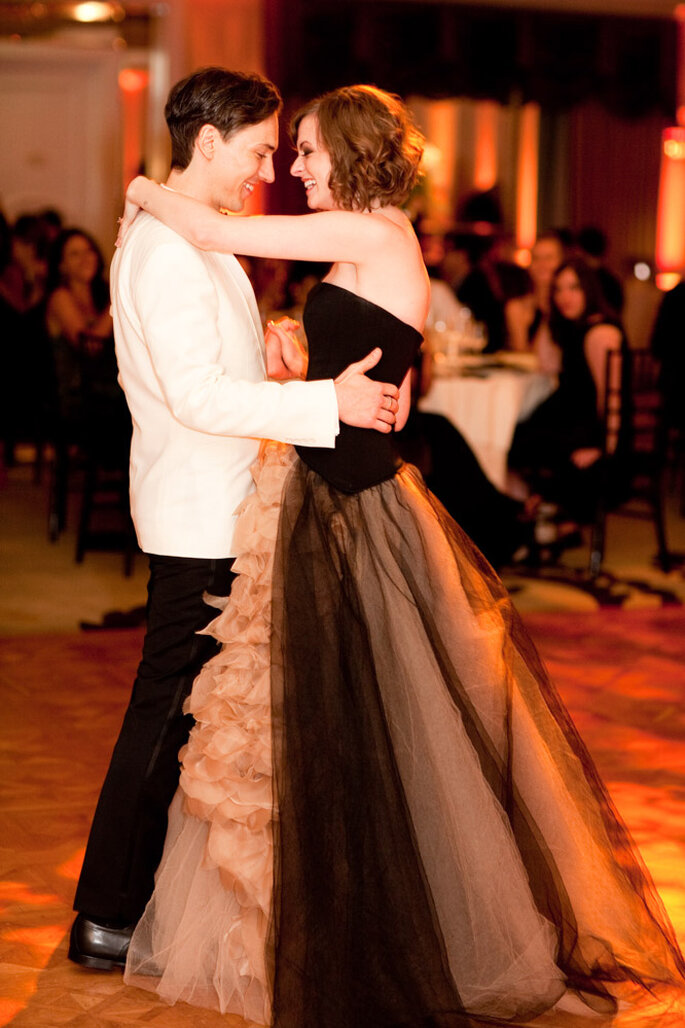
[{"xmin": 70, "ymin": 68, "xmax": 399, "ymax": 970}]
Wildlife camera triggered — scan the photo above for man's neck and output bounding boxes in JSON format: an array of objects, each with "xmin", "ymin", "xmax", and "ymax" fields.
[{"xmin": 165, "ymin": 167, "xmax": 215, "ymax": 208}]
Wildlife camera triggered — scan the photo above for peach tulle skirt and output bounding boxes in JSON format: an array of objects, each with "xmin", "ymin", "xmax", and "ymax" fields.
[{"xmin": 125, "ymin": 443, "xmax": 684, "ymax": 1027}]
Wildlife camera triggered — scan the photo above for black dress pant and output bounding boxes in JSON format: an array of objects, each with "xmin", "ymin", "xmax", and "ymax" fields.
[{"xmin": 74, "ymin": 554, "xmax": 236, "ymax": 924}]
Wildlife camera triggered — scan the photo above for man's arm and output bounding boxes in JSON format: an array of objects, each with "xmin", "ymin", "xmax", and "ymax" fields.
[
  {"xmin": 129, "ymin": 236, "xmax": 396, "ymax": 444},
  {"xmin": 265, "ymin": 318, "xmax": 399, "ymax": 433}
]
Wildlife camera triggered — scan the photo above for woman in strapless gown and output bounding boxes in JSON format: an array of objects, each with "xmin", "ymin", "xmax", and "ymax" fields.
[{"xmin": 122, "ymin": 86, "xmax": 684, "ymax": 1027}]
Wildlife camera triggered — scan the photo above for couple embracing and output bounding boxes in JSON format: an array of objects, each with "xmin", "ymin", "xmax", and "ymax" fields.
[{"xmin": 69, "ymin": 67, "xmax": 684, "ymax": 1027}]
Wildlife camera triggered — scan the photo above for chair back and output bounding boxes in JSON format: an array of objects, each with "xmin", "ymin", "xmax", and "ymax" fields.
[
  {"xmin": 628, "ymin": 350, "xmax": 668, "ymax": 459},
  {"xmin": 77, "ymin": 331, "xmax": 131, "ymax": 465},
  {"xmin": 589, "ymin": 347, "xmax": 670, "ymax": 576},
  {"xmin": 599, "ymin": 347, "xmax": 666, "ymax": 460}
]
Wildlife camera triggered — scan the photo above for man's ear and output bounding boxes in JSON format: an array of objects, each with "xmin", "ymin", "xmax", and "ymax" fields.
[{"xmin": 195, "ymin": 124, "xmax": 217, "ymax": 161}]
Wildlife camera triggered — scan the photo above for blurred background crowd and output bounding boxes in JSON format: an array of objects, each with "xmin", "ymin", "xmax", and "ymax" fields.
[{"xmin": 1, "ymin": 0, "xmax": 685, "ymax": 580}]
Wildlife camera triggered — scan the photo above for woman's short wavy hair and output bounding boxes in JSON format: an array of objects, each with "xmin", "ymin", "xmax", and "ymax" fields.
[{"xmin": 291, "ymin": 85, "xmax": 424, "ymax": 211}]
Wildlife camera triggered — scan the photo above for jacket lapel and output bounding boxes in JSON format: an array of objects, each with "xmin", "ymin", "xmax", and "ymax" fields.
[{"xmin": 222, "ymin": 254, "xmax": 267, "ymax": 376}]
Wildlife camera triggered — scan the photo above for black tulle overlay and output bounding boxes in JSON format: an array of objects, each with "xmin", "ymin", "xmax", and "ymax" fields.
[
  {"xmin": 126, "ymin": 282, "xmax": 685, "ymax": 1026},
  {"xmin": 126, "ymin": 444, "xmax": 685, "ymax": 1028},
  {"xmin": 268, "ymin": 453, "xmax": 685, "ymax": 1028}
]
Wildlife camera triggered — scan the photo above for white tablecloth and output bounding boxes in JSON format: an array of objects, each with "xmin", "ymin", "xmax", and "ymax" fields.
[{"xmin": 419, "ymin": 360, "xmax": 556, "ymax": 490}]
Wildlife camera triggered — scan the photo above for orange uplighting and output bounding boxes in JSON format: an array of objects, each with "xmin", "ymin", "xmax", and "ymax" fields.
[
  {"xmin": 473, "ymin": 101, "xmax": 498, "ymax": 192},
  {"xmin": 119, "ymin": 67, "xmax": 148, "ymax": 94},
  {"xmin": 655, "ymin": 126, "xmax": 685, "ymax": 276},
  {"xmin": 656, "ymin": 272, "xmax": 682, "ymax": 290},
  {"xmin": 424, "ymin": 100, "xmax": 460, "ymax": 224},
  {"xmin": 514, "ymin": 248, "xmax": 532, "ymax": 268},
  {"xmin": 119, "ymin": 66, "xmax": 149, "ymax": 193},
  {"xmin": 515, "ymin": 103, "xmax": 540, "ymax": 252}
]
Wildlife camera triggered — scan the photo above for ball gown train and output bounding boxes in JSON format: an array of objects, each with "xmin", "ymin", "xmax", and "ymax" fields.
[{"xmin": 125, "ymin": 283, "xmax": 685, "ymax": 1027}]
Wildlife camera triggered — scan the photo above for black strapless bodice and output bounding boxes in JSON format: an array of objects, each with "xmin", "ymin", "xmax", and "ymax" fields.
[{"xmin": 296, "ymin": 282, "xmax": 422, "ymax": 492}]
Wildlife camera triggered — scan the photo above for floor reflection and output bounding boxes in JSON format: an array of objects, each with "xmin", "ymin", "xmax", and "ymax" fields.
[{"xmin": 1, "ymin": 610, "xmax": 684, "ymax": 1025}]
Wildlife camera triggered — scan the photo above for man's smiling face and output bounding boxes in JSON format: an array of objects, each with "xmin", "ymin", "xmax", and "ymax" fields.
[{"xmin": 208, "ymin": 113, "xmax": 279, "ymax": 213}]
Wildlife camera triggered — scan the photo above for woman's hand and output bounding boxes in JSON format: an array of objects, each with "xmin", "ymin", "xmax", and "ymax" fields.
[
  {"xmin": 265, "ymin": 318, "xmax": 307, "ymax": 380},
  {"xmin": 115, "ymin": 176, "xmax": 151, "ymax": 247}
]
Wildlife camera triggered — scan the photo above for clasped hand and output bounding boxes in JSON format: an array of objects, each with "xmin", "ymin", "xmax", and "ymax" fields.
[{"xmin": 265, "ymin": 318, "xmax": 307, "ymax": 380}]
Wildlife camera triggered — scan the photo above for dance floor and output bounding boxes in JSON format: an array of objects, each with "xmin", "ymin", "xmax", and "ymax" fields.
[{"xmin": 1, "ymin": 609, "xmax": 685, "ymax": 1027}]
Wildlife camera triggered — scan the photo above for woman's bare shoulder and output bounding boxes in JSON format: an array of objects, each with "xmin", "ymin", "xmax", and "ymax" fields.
[
  {"xmin": 585, "ymin": 320, "xmax": 622, "ymax": 349},
  {"xmin": 47, "ymin": 287, "xmax": 77, "ymax": 314}
]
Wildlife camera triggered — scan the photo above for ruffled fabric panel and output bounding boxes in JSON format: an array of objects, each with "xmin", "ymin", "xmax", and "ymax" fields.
[{"xmin": 125, "ymin": 442, "xmax": 293, "ymax": 1025}]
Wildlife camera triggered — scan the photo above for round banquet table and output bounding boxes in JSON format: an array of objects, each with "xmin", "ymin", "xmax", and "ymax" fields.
[{"xmin": 418, "ymin": 353, "xmax": 556, "ymax": 491}]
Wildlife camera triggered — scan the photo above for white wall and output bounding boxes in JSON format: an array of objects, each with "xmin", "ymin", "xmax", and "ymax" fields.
[{"xmin": 0, "ymin": 42, "xmax": 121, "ymax": 256}]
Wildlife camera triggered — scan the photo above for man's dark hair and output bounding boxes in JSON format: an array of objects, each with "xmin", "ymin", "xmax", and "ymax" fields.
[
  {"xmin": 165, "ymin": 67, "xmax": 282, "ymax": 170},
  {"xmin": 13, "ymin": 213, "xmax": 52, "ymax": 260},
  {"xmin": 578, "ymin": 225, "xmax": 608, "ymax": 259}
]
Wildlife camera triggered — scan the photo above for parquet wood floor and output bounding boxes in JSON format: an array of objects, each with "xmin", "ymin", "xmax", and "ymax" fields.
[{"xmin": 1, "ymin": 611, "xmax": 685, "ymax": 1027}]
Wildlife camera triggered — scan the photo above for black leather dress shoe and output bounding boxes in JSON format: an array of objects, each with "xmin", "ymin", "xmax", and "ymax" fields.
[{"xmin": 68, "ymin": 913, "xmax": 134, "ymax": 970}]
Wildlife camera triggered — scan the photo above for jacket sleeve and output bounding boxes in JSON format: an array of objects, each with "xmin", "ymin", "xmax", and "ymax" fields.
[{"xmin": 131, "ymin": 236, "xmax": 339, "ymax": 448}]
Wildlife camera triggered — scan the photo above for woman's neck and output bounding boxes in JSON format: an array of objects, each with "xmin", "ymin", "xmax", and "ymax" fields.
[{"xmin": 67, "ymin": 280, "xmax": 95, "ymax": 311}]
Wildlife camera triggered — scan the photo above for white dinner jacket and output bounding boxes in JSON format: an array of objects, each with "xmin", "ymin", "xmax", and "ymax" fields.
[{"xmin": 111, "ymin": 212, "xmax": 338, "ymax": 558}]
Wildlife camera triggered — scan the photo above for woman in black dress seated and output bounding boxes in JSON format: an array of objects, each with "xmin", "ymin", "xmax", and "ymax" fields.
[
  {"xmin": 44, "ymin": 228, "xmax": 131, "ymax": 458},
  {"xmin": 509, "ymin": 257, "xmax": 627, "ymax": 526},
  {"xmin": 44, "ymin": 229, "xmax": 130, "ymax": 530},
  {"xmin": 119, "ymin": 89, "xmax": 683, "ymax": 1026},
  {"xmin": 44, "ymin": 228, "xmax": 115, "ymax": 421}
]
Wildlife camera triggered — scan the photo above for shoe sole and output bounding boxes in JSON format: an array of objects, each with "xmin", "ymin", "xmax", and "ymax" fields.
[{"xmin": 68, "ymin": 942, "xmax": 125, "ymax": 971}]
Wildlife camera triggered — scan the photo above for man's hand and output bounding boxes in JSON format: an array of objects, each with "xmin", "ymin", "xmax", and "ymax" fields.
[
  {"xmin": 334, "ymin": 348, "xmax": 399, "ymax": 433},
  {"xmin": 265, "ymin": 318, "xmax": 307, "ymax": 380}
]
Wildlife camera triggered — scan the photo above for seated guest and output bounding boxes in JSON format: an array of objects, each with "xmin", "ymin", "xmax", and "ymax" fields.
[
  {"xmin": 439, "ymin": 231, "xmax": 471, "ymax": 295},
  {"xmin": 577, "ymin": 225, "xmax": 624, "ymax": 317},
  {"xmin": 46, "ymin": 228, "xmax": 112, "ymax": 344},
  {"xmin": 456, "ymin": 234, "xmax": 507, "ymax": 353},
  {"xmin": 0, "ymin": 212, "xmax": 54, "ymax": 466},
  {"xmin": 497, "ymin": 262, "xmax": 536, "ymax": 352},
  {"xmin": 0, "ymin": 213, "xmax": 51, "ymax": 315},
  {"xmin": 508, "ymin": 257, "xmax": 627, "ymax": 526},
  {"xmin": 44, "ymin": 228, "xmax": 114, "ymax": 425},
  {"xmin": 528, "ymin": 230, "xmax": 567, "ymax": 371},
  {"xmin": 416, "ymin": 228, "xmax": 475, "ymax": 339},
  {"xmin": 35, "ymin": 207, "xmax": 64, "ymax": 249},
  {"xmin": 426, "ymin": 267, "xmax": 471, "ymax": 334},
  {"xmin": 456, "ymin": 230, "xmax": 534, "ymax": 354}
]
